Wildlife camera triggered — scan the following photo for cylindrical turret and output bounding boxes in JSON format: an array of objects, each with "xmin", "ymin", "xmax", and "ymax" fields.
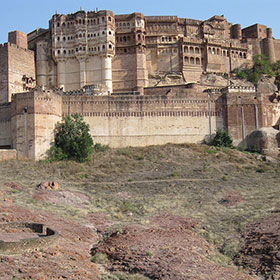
[
  {"xmin": 57, "ymin": 60, "xmax": 66, "ymax": 89},
  {"xmin": 267, "ymin": 28, "xmax": 273, "ymax": 39},
  {"xmin": 264, "ymin": 28, "xmax": 276, "ymax": 63},
  {"xmin": 102, "ymin": 55, "xmax": 112, "ymax": 93},
  {"xmin": 231, "ymin": 24, "xmax": 242, "ymax": 40},
  {"xmin": 36, "ymin": 41, "xmax": 49, "ymax": 88}
]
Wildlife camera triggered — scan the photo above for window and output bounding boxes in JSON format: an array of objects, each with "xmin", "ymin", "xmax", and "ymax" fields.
[
  {"xmin": 108, "ymin": 16, "xmax": 111, "ymax": 22},
  {"xmin": 196, "ymin": 58, "xmax": 200, "ymax": 64},
  {"xmin": 195, "ymin": 47, "xmax": 199, "ymax": 54},
  {"xmin": 190, "ymin": 57, "xmax": 194, "ymax": 64},
  {"xmin": 190, "ymin": 47, "xmax": 194, "ymax": 53}
]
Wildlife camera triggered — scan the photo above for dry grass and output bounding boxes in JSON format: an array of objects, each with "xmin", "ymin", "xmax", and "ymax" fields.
[{"xmin": 0, "ymin": 143, "xmax": 279, "ymax": 268}]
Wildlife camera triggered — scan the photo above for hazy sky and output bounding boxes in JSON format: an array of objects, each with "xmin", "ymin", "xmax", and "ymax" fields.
[{"xmin": 1, "ymin": 0, "xmax": 279, "ymax": 43}]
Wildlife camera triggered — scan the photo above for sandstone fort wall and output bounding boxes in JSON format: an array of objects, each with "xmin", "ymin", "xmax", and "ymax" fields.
[{"xmin": 0, "ymin": 102, "xmax": 11, "ymax": 147}]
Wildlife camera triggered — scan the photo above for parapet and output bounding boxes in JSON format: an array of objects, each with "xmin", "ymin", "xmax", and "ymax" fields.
[{"xmin": 222, "ymin": 86, "xmax": 256, "ymax": 93}]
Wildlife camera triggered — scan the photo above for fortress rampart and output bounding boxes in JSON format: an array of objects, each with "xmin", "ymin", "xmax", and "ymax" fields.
[
  {"xmin": 0, "ymin": 9, "xmax": 280, "ymax": 159},
  {"xmin": 0, "ymin": 84, "xmax": 278, "ymax": 160}
]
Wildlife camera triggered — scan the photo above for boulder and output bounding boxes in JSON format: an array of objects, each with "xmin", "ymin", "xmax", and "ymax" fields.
[{"xmin": 245, "ymin": 127, "xmax": 280, "ymax": 157}]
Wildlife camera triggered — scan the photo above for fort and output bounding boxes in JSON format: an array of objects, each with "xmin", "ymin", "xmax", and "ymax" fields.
[{"xmin": 0, "ymin": 9, "xmax": 280, "ymax": 160}]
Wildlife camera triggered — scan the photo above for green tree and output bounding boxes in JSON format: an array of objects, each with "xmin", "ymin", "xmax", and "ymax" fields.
[
  {"xmin": 47, "ymin": 113, "xmax": 93, "ymax": 162},
  {"xmin": 211, "ymin": 129, "xmax": 233, "ymax": 148},
  {"xmin": 232, "ymin": 55, "xmax": 275, "ymax": 87}
]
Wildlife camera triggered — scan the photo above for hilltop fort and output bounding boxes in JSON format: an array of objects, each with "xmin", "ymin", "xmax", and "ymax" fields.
[{"xmin": 0, "ymin": 9, "xmax": 279, "ymax": 160}]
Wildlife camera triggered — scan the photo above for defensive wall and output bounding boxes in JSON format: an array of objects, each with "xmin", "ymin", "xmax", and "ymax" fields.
[{"xmin": 0, "ymin": 84, "xmax": 279, "ymax": 160}]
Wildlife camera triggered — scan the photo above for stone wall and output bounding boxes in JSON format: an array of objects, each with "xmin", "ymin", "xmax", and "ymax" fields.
[
  {"xmin": 0, "ymin": 223, "xmax": 58, "ymax": 255},
  {"xmin": 0, "ymin": 45, "xmax": 9, "ymax": 103},
  {"xmin": 11, "ymin": 90, "xmax": 62, "ymax": 160},
  {"xmin": 0, "ymin": 102, "xmax": 11, "ymax": 147},
  {"xmin": 62, "ymin": 86, "xmax": 225, "ymax": 148},
  {"xmin": 7, "ymin": 43, "xmax": 36, "ymax": 100}
]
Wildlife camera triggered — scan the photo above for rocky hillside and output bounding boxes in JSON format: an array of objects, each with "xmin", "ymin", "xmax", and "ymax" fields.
[{"xmin": 0, "ymin": 144, "xmax": 280, "ymax": 279}]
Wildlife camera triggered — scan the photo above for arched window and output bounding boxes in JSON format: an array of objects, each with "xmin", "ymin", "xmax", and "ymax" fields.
[
  {"xmin": 138, "ymin": 34, "xmax": 141, "ymax": 40},
  {"xmin": 184, "ymin": 46, "xmax": 188, "ymax": 53},
  {"xmin": 79, "ymin": 19, "xmax": 81, "ymax": 24},
  {"xmin": 63, "ymin": 37, "xmax": 66, "ymax": 41},
  {"xmin": 190, "ymin": 47, "xmax": 194, "ymax": 53},
  {"xmin": 195, "ymin": 47, "xmax": 199, "ymax": 54},
  {"xmin": 184, "ymin": 56, "xmax": 189, "ymax": 63},
  {"xmin": 196, "ymin": 57, "xmax": 200, "ymax": 65},
  {"xmin": 63, "ymin": 50, "xmax": 66, "ymax": 55},
  {"xmin": 57, "ymin": 22, "xmax": 60, "ymax": 27},
  {"xmin": 243, "ymin": 53, "xmax": 247, "ymax": 59},
  {"xmin": 108, "ymin": 16, "xmax": 111, "ymax": 22},
  {"xmin": 217, "ymin": 49, "xmax": 220, "ymax": 55},
  {"xmin": 190, "ymin": 57, "xmax": 195, "ymax": 64},
  {"xmin": 57, "ymin": 36, "xmax": 60, "ymax": 41},
  {"xmin": 57, "ymin": 50, "xmax": 60, "ymax": 55}
]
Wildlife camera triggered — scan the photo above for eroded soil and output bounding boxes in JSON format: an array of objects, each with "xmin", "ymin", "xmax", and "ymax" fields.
[{"xmin": 0, "ymin": 144, "xmax": 279, "ymax": 279}]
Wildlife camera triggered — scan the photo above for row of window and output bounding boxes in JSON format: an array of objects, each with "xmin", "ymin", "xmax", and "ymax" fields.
[
  {"xmin": 184, "ymin": 56, "xmax": 204, "ymax": 65},
  {"xmin": 184, "ymin": 46, "xmax": 202, "ymax": 54},
  {"xmin": 162, "ymin": 36, "xmax": 177, "ymax": 42},
  {"xmin": 116, "ymin": 34, "xmax": 144, "ymax": 42},
  {"xmin": 159, "ymin": 48, "xmax": 178, "ymax": 54},
  {"xmin": 54, "ymin": 44, "xmax": 113, "ymax": 56},
  {"xmin": 183, "ymin": 46, "xmax": 247, "ymax": 59},
  {"xmin": 55, "ymin": 30, "xmax": 113, "ymax": 42},
  {"xmin": 208, "ymin": 47, "xmax": 247, "ymax": 59},
  {"xmin": 54, "ymin": 16, "xmax": 113, "ymax": 28},
  {"xmin": 116, "ymin": 22, "xmax": 132, "ymax": 28}
]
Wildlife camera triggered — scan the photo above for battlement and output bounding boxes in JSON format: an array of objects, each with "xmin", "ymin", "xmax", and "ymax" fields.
[
  {"xmin": 223, "ymin": 86, "xmax": 256, "ymax": 93},
  {"xmin": 0, "ymin": 42, "xmax": 34, "ymax": 54}
]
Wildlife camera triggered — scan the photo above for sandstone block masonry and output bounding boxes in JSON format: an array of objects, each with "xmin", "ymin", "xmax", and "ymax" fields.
[
  {"xmin": 26, "ymin": 10, "xmax": 280, "ymax": 94},
  {"xmin": 0, "ymin": 31, "xmax": 35, "ymax": 103},
  {"xmin": 0, "ymin": 84, "xmax": 278, "ymax": 160},
  {"xmin": 0, "ymin": 9, "xmax": 280, "ymax": 159}
]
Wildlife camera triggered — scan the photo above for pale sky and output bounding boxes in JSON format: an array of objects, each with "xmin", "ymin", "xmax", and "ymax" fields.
[{"xmin": 1, "ymin": 0, "xmax": 279, "ymax": 43}]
